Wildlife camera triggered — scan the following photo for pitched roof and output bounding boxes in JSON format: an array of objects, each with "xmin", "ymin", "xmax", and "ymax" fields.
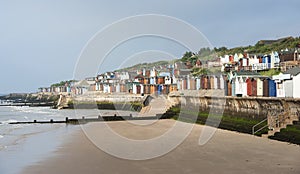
[
  {"xmin": 74, "ymin": 80, "xmax": 90, "ymax": 87},
  {"xmin": 283, "ymin": 67, "xmax": 300, "ymax": 76},
  {"xmin": 235, "ymin": 71, "xmax": 260, "ymax": 76}
]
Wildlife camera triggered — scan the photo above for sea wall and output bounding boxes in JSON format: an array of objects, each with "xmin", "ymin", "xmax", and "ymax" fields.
[
  {"xmin": 57, "ymin": 91, "xmax": 145, "ymax": 110},
  {"xmin": 168, "ymin": 90, "xmax": 300, "ymax": 119},
  {"xmin": 0, "ymin": 93, "xmax": 60, "ymax": 104}
]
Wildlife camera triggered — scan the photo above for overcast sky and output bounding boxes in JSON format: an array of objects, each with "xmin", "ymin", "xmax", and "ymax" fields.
[{"xmin": 1, "ymin": 0, "xmax": 299, "ymax": 93}]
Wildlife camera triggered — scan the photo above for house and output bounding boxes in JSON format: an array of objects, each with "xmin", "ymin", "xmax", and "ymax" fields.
[
  {"xmin": 272, "ymin": 73, "xmax": 291, "ymax": 97},
  {"xmin": 228, "ymin": 71, "xmax": 264, "ymax": 97},
  {"xmin": 126, "ymin": 82, "xmax": 143, "ymax": 94},
  {"xmin": 72, "ymin": 79, "xmax": 95, "ymax": 94},
  {"xmin": 73, "ymin": 80, "xmax": 91, "ymax": 95},
  {"xmin": 270, "ymin": 51, "xmax": 280, "ymax": 69},
  {"xmin": 273, "ymin": 67, "xmax": 300, "ymax": 98}
]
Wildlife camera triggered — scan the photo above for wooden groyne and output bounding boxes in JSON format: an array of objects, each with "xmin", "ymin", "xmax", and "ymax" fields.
[{"xmin": 8, "ymin": 115, "xmax": 164, "ymax": 125}]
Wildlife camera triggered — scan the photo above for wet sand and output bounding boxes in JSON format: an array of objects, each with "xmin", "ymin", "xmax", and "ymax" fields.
[{"xmin": 24, "ymin": 119, "xmax": 300, "ymax": 174}]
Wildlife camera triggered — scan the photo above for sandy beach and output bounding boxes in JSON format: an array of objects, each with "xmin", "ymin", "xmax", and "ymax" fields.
[{"xmin": 23, "ymin": 119, "xmax": 300, "ymax": 174}]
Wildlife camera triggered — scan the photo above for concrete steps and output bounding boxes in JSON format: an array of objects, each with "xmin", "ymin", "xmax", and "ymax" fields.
[
  {"xmin": 262, "ymin": 113, "xmax": 299, "ymax": 138},
  {"xmin": 138, "ymin": 95, "xmax": 173, "ymax": 117}
]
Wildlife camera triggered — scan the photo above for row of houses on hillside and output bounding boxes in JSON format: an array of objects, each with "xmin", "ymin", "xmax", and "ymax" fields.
[
  {"xmin": 225, "ymin": 71, "xmax": 276, "ymax": 97},
  {"xmin": 38, "ymin": 49, "xmax": 300, "ymax": 98},
  {"xmin": 273, "ymin": 67, "xmax": 300, "ymax": 98},
  {"xmin": 224, "ymin": 67, "xmax": 300, "ymax": 98},
  {"xmin": 221, "ymin": 52, "xmax": 281, "ymax": 72}
]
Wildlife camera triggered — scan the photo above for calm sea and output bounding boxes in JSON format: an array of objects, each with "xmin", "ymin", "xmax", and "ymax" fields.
[
  {"xmin": 0, "ymin": 102, "xmax": 139, "ymax": 174},
  {"xmin": 0, "ymin": 105, "xmax": 79, "ymax": 174}
]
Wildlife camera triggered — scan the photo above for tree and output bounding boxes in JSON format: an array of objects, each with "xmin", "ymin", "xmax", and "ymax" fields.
[
  {"xmin": 191, "ymin": 67, "xmax": 211, "ymax": 77},
  {"xmin": 181, "ymin": 51, "xmax": 193, "ymax": 62}
]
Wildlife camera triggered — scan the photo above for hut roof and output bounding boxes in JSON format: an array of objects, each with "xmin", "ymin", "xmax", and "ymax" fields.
[{"xmin": 283, "ymin": 67, "xmax": 300, "ymax": 76}]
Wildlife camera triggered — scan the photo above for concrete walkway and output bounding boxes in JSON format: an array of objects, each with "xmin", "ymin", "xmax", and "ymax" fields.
[{"xmin": 138, "ymin": 95, "xmax": 172, "ymax": 117}]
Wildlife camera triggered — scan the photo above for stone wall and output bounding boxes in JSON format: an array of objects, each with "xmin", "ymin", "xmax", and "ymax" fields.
[{"xmin": 168, "ymin": 90, "xmax": 300, "ymax": 119}]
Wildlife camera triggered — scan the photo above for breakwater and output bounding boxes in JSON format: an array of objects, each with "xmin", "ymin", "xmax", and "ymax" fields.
[{"xmin": 9, "ymin": 115, "xmax": 162, "ymax": 125}]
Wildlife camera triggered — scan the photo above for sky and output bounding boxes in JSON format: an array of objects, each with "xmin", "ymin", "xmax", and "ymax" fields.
[{"xmin": 0, "ymin": 0, "xmax": 299, "ymax": 93}]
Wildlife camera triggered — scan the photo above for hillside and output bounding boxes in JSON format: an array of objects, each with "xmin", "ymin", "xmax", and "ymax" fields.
[
  {"xmin": 114, "ymin": 36, "xmax": 300, "ymax": 73},
  {"xmin": 115, "ymin": 59, "xmax": 181, "ymax": 72},
  {"xmin": 215, "ymin": 36, "xmax": 300, "ymax": 56}
]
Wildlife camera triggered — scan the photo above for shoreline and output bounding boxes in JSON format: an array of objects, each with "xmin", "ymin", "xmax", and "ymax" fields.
[
  {"xmin": 23, "ymin": 119, "xmax": 300, "ymax": 174},
  {"xmin": 0, "ymin": 124, "xmax": 79, "ymax": 174}
]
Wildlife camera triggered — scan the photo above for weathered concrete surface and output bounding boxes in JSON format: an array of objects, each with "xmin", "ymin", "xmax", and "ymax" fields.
[
  {"xmin": 138, "ymin": 95, "xmax": 173, "ymax": 117},
  {"xmin": 169, "ymin": 90, "xmax": 300, "ymax": 119},
  {"xmin": 57, "ymin": 92, "xmax": 145, "ymax": 109}
]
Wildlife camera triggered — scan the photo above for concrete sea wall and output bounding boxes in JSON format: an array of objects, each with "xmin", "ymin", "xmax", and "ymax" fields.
[{"xmin": 168, "ymin": 90, "xmax": 300, "ymax": 119}]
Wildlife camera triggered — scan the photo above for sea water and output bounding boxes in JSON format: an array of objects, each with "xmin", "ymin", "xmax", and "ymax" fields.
[
  {"xmin": 0, "ymin": 105, "xmax": 138, "ymax": 174},
  {"xmin": 0, "ymin": 106, "xmax": 79, "ymax": 174}
]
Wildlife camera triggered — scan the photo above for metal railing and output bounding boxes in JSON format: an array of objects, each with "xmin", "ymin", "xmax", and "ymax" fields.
[{"xmin": 252, "ymin": 118, "xmax": 268, "ymax": 135}]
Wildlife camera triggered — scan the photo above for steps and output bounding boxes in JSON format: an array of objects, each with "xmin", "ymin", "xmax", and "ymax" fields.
[
  {"xmin": 138, "ymin": 95, "xmax": 173, "ymax": 117},
  {"xmin": 262, "ymin": 112, "xmax": 299, "ymax": 137}
]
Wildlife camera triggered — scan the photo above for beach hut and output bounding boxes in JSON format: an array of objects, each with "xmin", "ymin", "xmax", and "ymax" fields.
[
  {"xmin": 210, "ymin": 76, "xmax": 215, "ymax": 89},
  {"xmin": 256, "ymin": 78, "xmax": 263, "ymax": 97},
  {"xmin": 170, "ymin": 85, "xmax": 177, "ymax": 92},
  {"xmin": 251, "ymin": 78, "xmax": 257, "ymax": 96},
  {"xmin": 145, "ymin": 70, "xmax": 150, "ymax": 77},
  {"xmin": 157, "ymin": 85, "xmax": 163, "ymax": 95},
  {"xmin": 144, "ymin": 78, "xmax": 149, "ymax": 85},
  {"xmin": 145, "ymin": 85, "xmax": 151, "ymax": 94},
  {"xmin": 263, "ymin": 79, "xmax": 269, "ymax": 97},
  {"xmin": 136, "ymin": 85, "xmax": 141, "ymax": 94},
  {"xmin": 165, "ymin": 85, "xmax": 170, "ymax": 94},
  {"xmin": 183, "ymin": 79, "xmax": 187, "ymax": 90},
  {"xmin": 190, "ymin": 78, "xmax": 196, "ymax": 90},
  {"xmin": 150, "ymin": 77, "xmax": 156, "ymax": 84},
  {"xmin": 234, "ymin": 77, "xmax": 244, "ymax": 97},
  {"xmin": 214, "ymin": 76, "xmax": 218, "ymax": 89},
  {"xmin": 224, "ymin": 81, "xmax": 228, "ymax": 96},
  {"xmin": 201, "ymin": 76, "xmax": 205, "ymax": 89},
  {"xmin": 187, "ymin": 77, "xmax": 191, "ymax": 90},
  {"xmin": 150, "ymin": 85, "xmax": 156, "ymax": 94},
  {"xmin": 178, "ymin": 79, "xmax": 182, "ymax": 90},
  {"xmin": 207, "ymin": 76, "xmax": 211, "ymax": 89},
  {"xmin": 231, "ymin": 80, "xmax": 236, "ymax": 96},
  {"xmin": 157, "ymin": 77, "xmax": 165, "ymax": 84},
  {"xmin": 268, "ymin": 80, "xmax": 276, "ymax": 97},
  {"xmin": 165, "ymin": 76, "xmax": 172, "ymax": 85},
  {"xmin": 246, "ymin": 78, "xmax": 252, "ymax": 96},
  {"xmin": 274, "ymin": 67, "xmax": 300, "ymax": 98},
  {"xmin": 216, "ymin": 76, "xmax": 220, "ymax": 89},
  {"xmin": 227, "ymin": 80, "xmax": 232, "ymax": 96},
  {"xmin": 220, "ymin": 75, "xmax": 225, "ymax": 89},
  {"xmin": 196, "ymin": 78, "xmax": 201, "ymax": 90}
]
